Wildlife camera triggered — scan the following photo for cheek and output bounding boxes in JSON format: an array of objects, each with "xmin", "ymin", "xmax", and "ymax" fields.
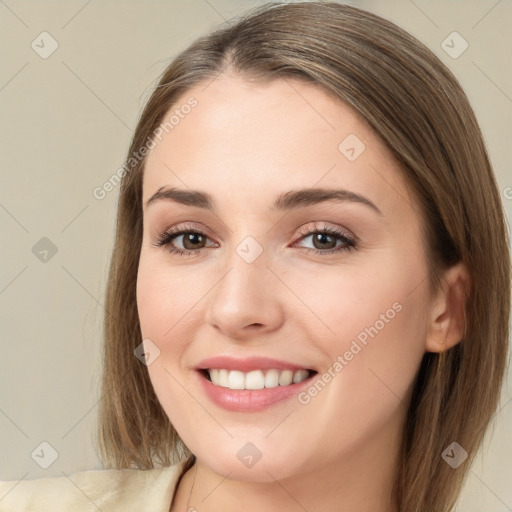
[
  {"xmin": 136, "ymin": 254, "xmax": 201, "ymax": 339},
  {"xmin": 288, "ymin": 252, "xmax": 430, "ymax": 428},
  {"xmin": 135, "ymin": 254, "xmax": 211, "ymax": 371},
  {"xmin": 136, "ymin": 257, "xmax": 183, "ymax": 392},
  {"xmin": 281, "ymin": 249, "xmax": 429, "ymax": 354},
  {"xmin": 136, "ymin": 258, "xmax": 204, "ymax": 427}
]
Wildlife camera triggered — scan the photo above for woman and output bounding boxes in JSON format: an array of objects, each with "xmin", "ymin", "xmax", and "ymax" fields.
[{"xmin": 1, "ymin": 1, "xmax": 509, "ymax": 511}]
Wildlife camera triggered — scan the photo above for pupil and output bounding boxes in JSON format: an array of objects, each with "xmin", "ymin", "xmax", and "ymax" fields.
[
  {"xmin": 184, "ymin": 233, "xmax": 203, "ymax": 249},
  {"xmin": 314, "ymin": 233, "xmax": 335, "ymax": 249}
]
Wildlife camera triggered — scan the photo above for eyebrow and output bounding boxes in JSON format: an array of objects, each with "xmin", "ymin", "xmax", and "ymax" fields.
[{"xmin": 145, "ymin": 186, "xmax": 383, "ymax": 215}]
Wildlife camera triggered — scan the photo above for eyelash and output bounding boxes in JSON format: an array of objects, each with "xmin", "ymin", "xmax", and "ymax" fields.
[{"xmin": 151, "ymin": 222, "xmax": 356, "ymax": 257}]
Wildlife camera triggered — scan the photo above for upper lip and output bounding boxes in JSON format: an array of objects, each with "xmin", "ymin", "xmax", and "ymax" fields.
[{"xmin": 196, "ymin": 355, "xmax": 314, "ymax": 373}]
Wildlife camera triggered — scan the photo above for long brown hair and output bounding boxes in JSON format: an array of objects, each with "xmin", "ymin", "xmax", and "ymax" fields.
[{"xmin": 97, "ymin": 2, "xmax": 511, "ymax": 511}]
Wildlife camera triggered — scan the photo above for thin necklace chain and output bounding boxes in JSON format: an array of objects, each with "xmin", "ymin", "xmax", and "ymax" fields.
[{"xmin": 185, "ymin": 462, "xmax": 198, "ymax": 511}]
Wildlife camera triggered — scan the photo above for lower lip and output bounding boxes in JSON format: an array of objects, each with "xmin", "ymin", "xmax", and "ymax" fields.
[{"xmin": 196, "ymin": 370, "xmax": 315, "ymax": 412}]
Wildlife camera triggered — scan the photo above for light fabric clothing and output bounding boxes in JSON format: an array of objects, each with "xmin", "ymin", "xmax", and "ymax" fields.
[{"xmin": 0, "ymin": 459, "xmax": 188, "ymax": 511}]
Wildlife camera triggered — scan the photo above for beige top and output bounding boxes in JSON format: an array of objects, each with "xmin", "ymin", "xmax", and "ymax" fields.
[{"xmin": 0, "ymin": 459, "xmax": 189, "ymax": 511}]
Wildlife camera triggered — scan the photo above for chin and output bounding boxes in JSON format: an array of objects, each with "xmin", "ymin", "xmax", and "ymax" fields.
[
  {"xmin": 189, "ymin": 437, "xmax": 310, "ymax": 483},
  {"xmin": 200, "ymin": 452, "xmax": 299, "ymax": 482}
]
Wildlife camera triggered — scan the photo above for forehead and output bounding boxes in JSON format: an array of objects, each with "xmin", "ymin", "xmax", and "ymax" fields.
[{"xmin": 142, "ymin": 74, "xmax": 412, "ymax": 218}]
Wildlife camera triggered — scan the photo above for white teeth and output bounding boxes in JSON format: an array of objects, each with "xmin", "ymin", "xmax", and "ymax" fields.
[
  {"xmin": 207, "ymin": 368, "xmax": 311, "ymax": 390},
  {"xmin": 228, "ymin": 370, "xmax": 245, "ymax": 389},
  {"xmin": 245, "ymin": 370, "xmax": 265, "ymax": 390},
  {"xmin": 293, "ymin": 369, "xmax": 309, "ymax": 383},
  {"xmin": 278, "ymin": 370, "xmax": 293, "ymax": 386},
  {"xmin": 218, "ymin": 369, "xmax": 229, "ymax": 387},
  {"xmin": 264, "ymin": 369, "xmax": 280, "ymax": 388},
  {"xmin": 209, "ymin": 369, "xmax": 219, "ymax": 383}
]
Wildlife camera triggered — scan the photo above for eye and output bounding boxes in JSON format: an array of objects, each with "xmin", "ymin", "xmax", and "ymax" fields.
[
  {"xmin": 151, "ymin": 224, "xmax": 216, "ymax": 256},
  {"xmin": 151, "ymin": 222, "xmax": 356, "ymax": 257},
  {"xmin": 293, "ymin": 222, "xmax": 356, "ymax": 255}
]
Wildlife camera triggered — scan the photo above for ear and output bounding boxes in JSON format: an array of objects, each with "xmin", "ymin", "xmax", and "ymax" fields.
[{"xmin": 425, "ymin": 261, "xmax": 471, "ymax": 353}]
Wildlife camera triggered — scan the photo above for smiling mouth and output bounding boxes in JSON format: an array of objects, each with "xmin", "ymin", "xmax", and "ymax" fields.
[{"xmin": 201, "ymin": 368, "xmax": 317, "ymax": 390}]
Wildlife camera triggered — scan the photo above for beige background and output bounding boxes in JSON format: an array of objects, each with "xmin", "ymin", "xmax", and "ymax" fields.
[{"xmin": 0, "ymin": 0, "xmax": 510, "ymax": 510}]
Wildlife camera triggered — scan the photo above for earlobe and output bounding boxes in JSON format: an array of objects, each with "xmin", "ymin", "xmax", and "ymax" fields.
[{"xmin": 425, "ymin": 261, "xmax": 471, "ymax": 353}]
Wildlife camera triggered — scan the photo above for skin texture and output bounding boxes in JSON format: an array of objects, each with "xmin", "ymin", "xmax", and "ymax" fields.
[{"xmin": 136, "ymin": 74, "xmax": 469, "ymax": 512}]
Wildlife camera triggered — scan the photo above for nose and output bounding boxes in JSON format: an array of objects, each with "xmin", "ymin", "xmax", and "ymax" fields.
[{"xmin": 204, "ymin": 252, "xmax": 286, "ymax": 341}]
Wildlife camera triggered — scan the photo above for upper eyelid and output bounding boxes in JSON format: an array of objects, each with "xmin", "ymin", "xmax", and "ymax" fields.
[
  {"xmin": 297, "ymin": 222, "xmax": 354, "ymax": 238},
  {"xmin": 162, "ymin": 222, "xmax": 350, "ymax": 236}
]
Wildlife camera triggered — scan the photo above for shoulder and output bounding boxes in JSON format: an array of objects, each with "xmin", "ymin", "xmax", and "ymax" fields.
[{"xmin": 0, "ymin": 460, "xmax": 187, "ymax": 512}]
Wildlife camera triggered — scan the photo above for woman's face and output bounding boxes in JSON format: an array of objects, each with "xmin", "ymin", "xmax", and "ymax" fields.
[{"xmin": 137, "ymin": 74, "xmax": 433, "ymax": 482}]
